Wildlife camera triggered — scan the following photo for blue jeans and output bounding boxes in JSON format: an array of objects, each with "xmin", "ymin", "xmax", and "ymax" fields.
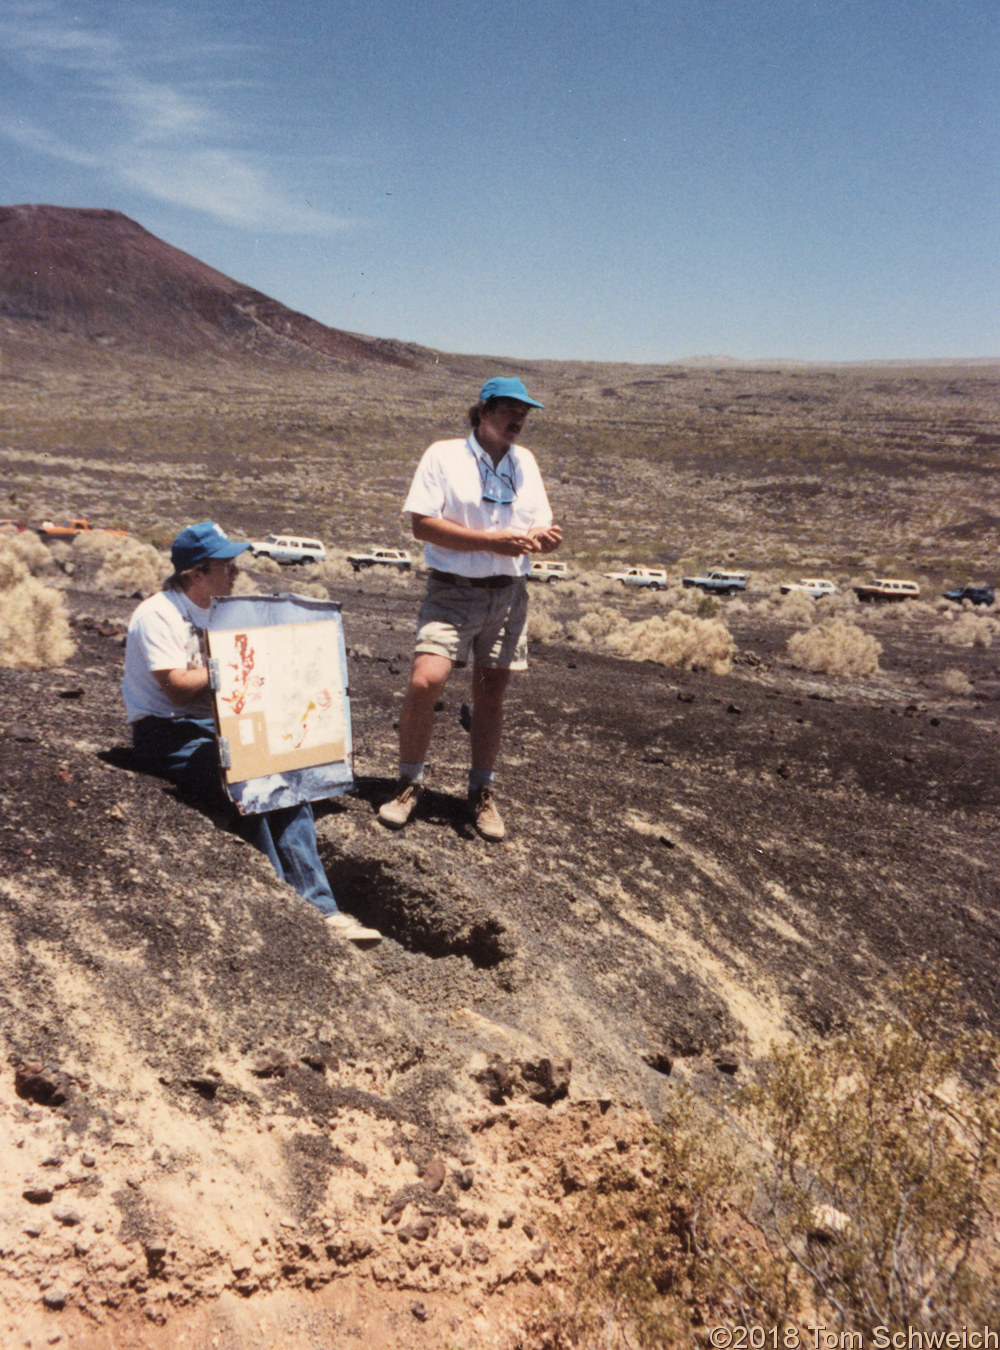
[{"xmin": 131, "ymin": 717, "xmax": 339, "ymax": 917}]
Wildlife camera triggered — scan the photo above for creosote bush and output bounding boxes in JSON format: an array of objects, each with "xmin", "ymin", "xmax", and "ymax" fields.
[
  {"xmin": 0, "ymin": 540, "xmax": 75, "ymax": 668},
  {"xmin": 743, "ymin": 965, "xmax": 1000, "ymax": 1336},
  {"xmin": 933, "ymin": 610, "xmax": 995, "ymax": 648},
  {"xmin": 605, "ymin": 611, "xmax": 735, "ymax": 674},
  {"xmin": 565, "ymin": 604, "xmax": 735, "ymax": 673},
  {"xmin": 787, "ymin": 617, "xmax": 881, "ymax": 677},
  {"xmin": 549, "ymin": 966, "xmax": 1000, "ymax": 1348},
  {"xmin": 941, "ymin": 668, "xmax": 974, "ymax": 696},
  {"xmin": 70, "ymin": 532, "xmax": 169, "ymax": 596}
]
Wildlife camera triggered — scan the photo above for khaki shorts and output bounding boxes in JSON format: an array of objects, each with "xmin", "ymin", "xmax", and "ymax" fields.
[{"xmin": 414, "ymin": 574, "xmax": 529, "ymax": 670}]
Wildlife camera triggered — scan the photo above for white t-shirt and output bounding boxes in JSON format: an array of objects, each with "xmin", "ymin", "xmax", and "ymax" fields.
[
  {"xmin": 122, "ymin": 589, "xmax": 213, "ymax": 723},
  {"xmin": 403, "ymin": 433, "xmax": 553, "ymax": 578}
]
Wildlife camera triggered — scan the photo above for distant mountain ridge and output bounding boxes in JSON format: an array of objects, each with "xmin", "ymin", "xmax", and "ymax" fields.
[{"xmin": 0, "ymin": 203, "xmax": 423, "ymax": 368}]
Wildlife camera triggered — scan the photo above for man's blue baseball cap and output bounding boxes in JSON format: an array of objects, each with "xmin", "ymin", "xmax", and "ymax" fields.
[
  {"xmin": 479, "ymin": 376, "xmax": 545, "ymax": 409},
  {"xmin": 171, "ymin": 520, "xmax": 250, "ymax": 571}
]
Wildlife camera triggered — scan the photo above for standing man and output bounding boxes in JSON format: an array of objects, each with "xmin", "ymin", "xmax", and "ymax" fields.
[
  {"xmin": 122, "ymin": 520, "xmax": 380, "ymax": 945},
  {"xmin": 379, "ymin": 377, "xmax": 562, "ymax": 840}
]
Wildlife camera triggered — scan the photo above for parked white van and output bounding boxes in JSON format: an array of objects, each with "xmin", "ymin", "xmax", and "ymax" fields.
[
  {"xmin": 853, "ymin": 578, "xmax": 920, "ymax": 602},
  {"xmin": 248, "ymin": 533, "xmax": 327, "ymax": 564}
]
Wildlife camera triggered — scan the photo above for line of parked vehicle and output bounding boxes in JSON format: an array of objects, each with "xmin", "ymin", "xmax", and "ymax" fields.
[
  {"xmin": 602, "ymin": 564, "xmax": 995, "ymax": 607},
  {"xmin": 17, "ymin": 520, "xmax": 994, "ymax": 607}
]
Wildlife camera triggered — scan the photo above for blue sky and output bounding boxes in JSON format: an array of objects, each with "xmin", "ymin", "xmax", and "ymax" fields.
[{"xmin": 1, "ymin": 0, "xmax": 997, "ymax": 362}]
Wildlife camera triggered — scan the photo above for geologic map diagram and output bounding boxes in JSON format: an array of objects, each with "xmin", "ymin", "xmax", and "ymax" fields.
[{"xmin": 209, "ymin": 618, "xmax": 347, "ymax": 784}]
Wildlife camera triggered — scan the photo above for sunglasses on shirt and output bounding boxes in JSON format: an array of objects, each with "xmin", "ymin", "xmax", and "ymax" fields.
[{"xmin": 478, "ymin": 459, "xmax": 517, "ymax": 505}]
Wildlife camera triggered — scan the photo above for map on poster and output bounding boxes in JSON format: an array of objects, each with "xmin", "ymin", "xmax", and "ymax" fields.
[
  {"xmin": 215, "ymin": 622, "xmax": 346, "ymax": 759},
  {"xmin": 205, "ymin": 594, "xmax": 353, "ymax": 814}
]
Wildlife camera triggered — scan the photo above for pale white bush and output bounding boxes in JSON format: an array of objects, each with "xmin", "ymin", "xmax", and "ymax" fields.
[
  {"xmin": 278, "ymin": 578, "xmax": 330, "ymax": 600},
  {"xmin": 567, "ymin": 605, "xmax": 627, "ymax": 645},
  {"xmin": 319, "ymin": 555, "xmax": 357, "ymax": 582},
  {"xmin": 0, "ymin": 541, "xmax": 75, "ymax": 668},
  {"xmin": 68, "ymin": 529, "xmax": 127, "ymax": 563},
  {"xmin": 774, "ymin": 589, "xmax": 819, "ymax": 625},
  {"xmin": 787, "ymin": 617, "xmax": 881, "ymax": 677},
  {"xmin": 0, "ymin": 545, "xmax": 30, "ymax": 591},
  {"xmin": 233, "ymin": 572, "xmax": 266, "ymax": 597},
  {"xmin": 933, "ymin": 611, "xmax": 993, "ymax": 648},
  {"xmin": 3, "ymin": 532, "xmax": 55, "ymax": 576},
  {"xmin": 604, "ymin": 610, "xmax": 735, "ymax": 674},
  {"xmin": 245, "ymin": 554, "xmax": 283, "ymax": 576},
  {"xmin": 941, "ymin": 668, "xmax": 974, "ymax": 696},
  {"xmin": 527, "ymin": 607, "xmax": 564, "ymax": 642},
  {"xmin": 86, "ymin": 536, "xmax": 169, "ymax": 596}
]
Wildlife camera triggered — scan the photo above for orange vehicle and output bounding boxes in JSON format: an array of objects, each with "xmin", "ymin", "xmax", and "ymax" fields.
[{"xmin": 38, "ymin": 518, "xmax": 128, "ymax": 540}]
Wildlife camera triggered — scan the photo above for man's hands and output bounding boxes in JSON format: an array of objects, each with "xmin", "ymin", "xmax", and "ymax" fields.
[
  {"xmin": 527, "ymin": 524, "xmax": 562, "ymax": 554},
  {"xmin": 412, "ymin": 514, "xmax": 563, "ymax": 557},
  {"xmin": 487, "ymin": 524, "xmax": 563, "ymax": 556}
]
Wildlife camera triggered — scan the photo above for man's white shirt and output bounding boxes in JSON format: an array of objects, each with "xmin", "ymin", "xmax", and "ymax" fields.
[
  {"xmin": 122, "ymin": 589, "xmax": 213, "ymax": 723},
  {"xmin": 403, "ymin": 433, "xmax": 553, "ymax": 578}
]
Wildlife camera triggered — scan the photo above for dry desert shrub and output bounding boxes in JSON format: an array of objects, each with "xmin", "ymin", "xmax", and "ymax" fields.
[
  {"xmin": 605, "ymin": 610, "xmax": 735, "ymax": 674},
  {"xmin": 2, "ymin": 531, "xmax": 56, "ymax": 576},
  {"xmin": 567, "ymin": 604, "xmax": 627, "ymax": 645},
  {"xmin": 527, "ymin": 606, "xmax": 564, "ymax": 642},
  {"xmin": 0, "ymin": 541, "xmax": 75, "ymax": 668},
  {"xmin": 774, "ymin": 588, "xmax": 820, "ymax": 625},
  {"xmin": 318, "ymin": 555, "xmax": 356, "ymax": 582},
  {"xmin": 78, "ymin": 535, "xmax": 169, "ymax": 596},
  {"xmin": 551, "ymin": 967, "xmax": 1000, "ymax": 1348},
  {"xmin": 525, "ymin": 584, "xmax": 566, "ymax": 642},
  {"xmin": 277, "ymin": 577, "xmax": 330, "ymax": 600},
  {"xmin": 933, "ymin": 610, "xmax": 994, "ymax": 648},
  {"xmin": 232, "ymin": 572, "xmax": 264, "ymax": 597},
  {"xmin": 787, "ymin": 617, "xmax": 881, "ymax": 676},
  {"xmin": 941, "ymin": 668, "xmax": 974, "ymax": 695},
  {"xmin": 246, "ymin": 554, "xmax": 283, "ymax": 575}
]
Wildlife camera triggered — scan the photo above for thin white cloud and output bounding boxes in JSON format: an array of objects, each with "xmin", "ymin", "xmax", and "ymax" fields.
[
  {"xmin": 119, "ymin": 148, "xmax": 346, "ymax": 234},
  {"xmin": 0, "ymin": 114, "xmax": 100, "ymax": 168},
  {"xmin": 0, "ymin": 1, "xmax": 350, "ymax": 234},
  {"xmin": 112, "ymin": 73, "xmax": 220, "ymax": 142}
]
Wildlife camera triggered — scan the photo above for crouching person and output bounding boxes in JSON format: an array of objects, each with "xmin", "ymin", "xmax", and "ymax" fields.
[{"xmin": 122, "ymin": 520, "xmax": 380, "ymax": 945}]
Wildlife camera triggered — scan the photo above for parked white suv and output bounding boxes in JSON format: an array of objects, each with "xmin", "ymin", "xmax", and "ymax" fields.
[
  {"xmin": 346, "ymin": 546, "xmax": 412, "ymax": 572},
  {"xmin": 780, "ymin": 578, "xmax": 836, "ymax": 598},
  {"xmin": 248, "ymin": 533, "xmax": 327, "ymax": 564},
  {"xmin": 604, "ymin": 566, "xmax": 669, "ymax": 590},
  {"xmin": 528, "ymin": 559, "xmax": 570, "ymax": 582}
]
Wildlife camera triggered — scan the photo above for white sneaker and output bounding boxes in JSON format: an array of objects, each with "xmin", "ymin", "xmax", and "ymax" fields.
[{"xmin": 326, "ymin": 912, "xmax": 382, "ymax": 945}]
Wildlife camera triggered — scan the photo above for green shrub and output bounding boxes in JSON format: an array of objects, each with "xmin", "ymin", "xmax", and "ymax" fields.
[
  {"xmin": 551, "ymin": 967, "xmax": 1000, "ymax": 1346},
  {"xmin": 743, "ymin": 966, "xmax": 1000, "ymax": 1335}
]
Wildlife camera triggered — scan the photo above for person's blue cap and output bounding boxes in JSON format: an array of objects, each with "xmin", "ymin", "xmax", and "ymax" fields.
[
  {"xmin": 171, "ymin": 520, "xmax": 250, "ymax": 571},
  {"xmin": 479, "ymin": 376, "xmax": 545, "ymax": 409}
]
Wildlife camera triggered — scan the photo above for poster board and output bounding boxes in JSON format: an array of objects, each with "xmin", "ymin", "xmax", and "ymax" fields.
[{"xmin": 205, "ymin": 593, "xmax": 353, "ymax": 815}]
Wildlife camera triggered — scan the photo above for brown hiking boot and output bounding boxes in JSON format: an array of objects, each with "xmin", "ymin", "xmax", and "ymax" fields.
[
  {"xmin": 468, "ymin": 785, "xmax": 505, "ymax": 841},
  {"xmin": 378, "ymin": 778, "xmax": 424, "ymax": 830}
]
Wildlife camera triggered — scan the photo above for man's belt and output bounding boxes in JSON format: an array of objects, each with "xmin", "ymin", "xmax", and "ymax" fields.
[{"xmin": 430, "ymin": 570, "xmax": 518, "ymax": 590}]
